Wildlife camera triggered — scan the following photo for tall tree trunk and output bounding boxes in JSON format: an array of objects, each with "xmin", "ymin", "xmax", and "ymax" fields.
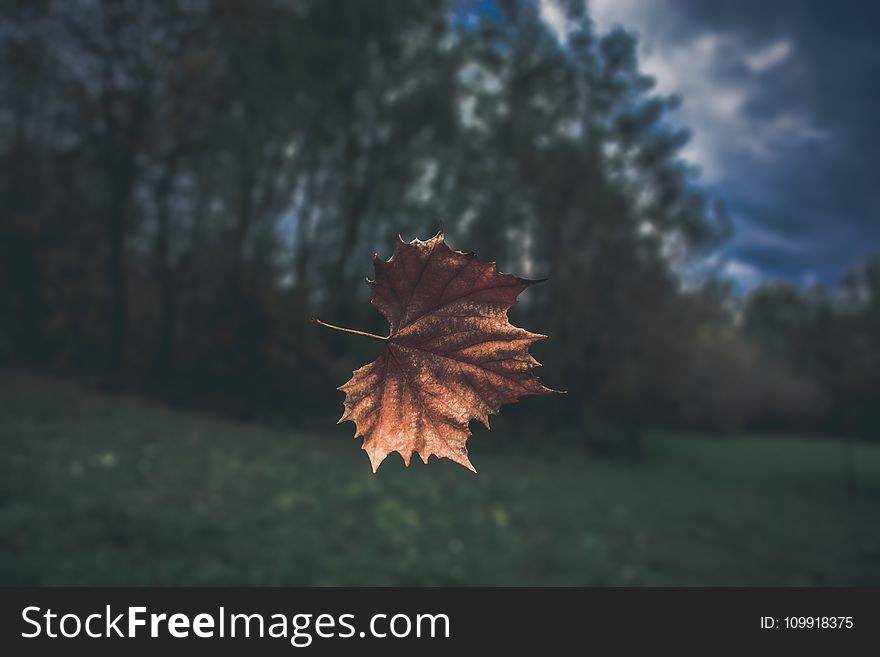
[
  {"xmin": 107, "ymin": 163, "xmax": 134, "ymax": 376},
  {"xmin": 103, "ymin": 79, "xmax": 150, "ymax": 377},
  {"xmin": 293, "ymin": 176, "xmax": 317, "ymax": 306},
  {"xmin": 154, "ymin": 160, "xmax": 179, "ymax": 380},
  {"xmin": 233, "ymin": 159, "xmax": 255, "ymax": 284}
]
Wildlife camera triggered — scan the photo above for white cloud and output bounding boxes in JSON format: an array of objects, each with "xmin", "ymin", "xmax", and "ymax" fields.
[
  {"xmin": 745, "ymin": 40, "xmax": 792, "ymax": 73},
  {"xmin": 539, "ymin": 0, "xmax": 570, "ymax": 40},
  {"xmin": 721, "ymin": 259, "xmax": 763, "ymax": 291},
  {"xmin": 589, "ymin": 0, "xmax": 664, "ymax": 38},
  {"xmin": 684, "ymin": 252, "xmax": 765, "ymax": 292},
  {"xmin": 733, "ymin": 220, "xmax": 804, "ymax": 252},
  {"xmin": 588, "ymin": 0, "xmax": 827, "ymax": 182},
  {"xmin": 763, "ymin": 112, "xmax": 829, "ymax": 145}
]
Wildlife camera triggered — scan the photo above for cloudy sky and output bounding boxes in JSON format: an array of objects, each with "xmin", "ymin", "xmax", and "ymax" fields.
[{"xmin": 572, "ymin": 0, "xmax": 880, "ymax": 290}]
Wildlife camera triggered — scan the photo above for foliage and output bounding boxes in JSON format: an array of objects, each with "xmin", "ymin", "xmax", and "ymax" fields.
[
  {"xmin": 743, "ymin": 261, "xmax": 880, "ymax": 439},
  {"xmin": 0, "ymin": 0, "xmax": 876, "ymax": 445}
]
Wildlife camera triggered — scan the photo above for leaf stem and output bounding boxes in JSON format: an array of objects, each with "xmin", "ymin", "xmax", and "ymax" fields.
[{"xmin": 312, "ymin": 318, "xmax": 388, "ymax": 341}]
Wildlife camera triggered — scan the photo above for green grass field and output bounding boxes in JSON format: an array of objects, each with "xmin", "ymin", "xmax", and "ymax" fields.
[{"xmin": 1, "ymin": 373, "xmax": 878, "ymax": 586}]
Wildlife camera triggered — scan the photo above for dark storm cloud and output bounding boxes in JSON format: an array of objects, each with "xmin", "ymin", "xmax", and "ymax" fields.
[{"xmin": 589, "ymin": 0, "xmax": 880, "ymax": 288}]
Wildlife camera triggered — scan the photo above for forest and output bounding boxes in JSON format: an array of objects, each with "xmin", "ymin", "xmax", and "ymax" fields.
[
  {"xmin": 1, "ymin": 0, "xmax": 878, "ymax": 456},
  {"xmin": 2, "ymin": 0, "xmax": 879, "ymax": 588}
]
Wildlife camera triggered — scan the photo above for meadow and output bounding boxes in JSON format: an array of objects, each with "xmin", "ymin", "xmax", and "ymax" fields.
[{"xmin": 1, "ymin": 373, "xmax": 877, "ymax": 586}]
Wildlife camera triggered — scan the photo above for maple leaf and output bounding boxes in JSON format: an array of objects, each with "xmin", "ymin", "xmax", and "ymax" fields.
[{"xmin": 316, "ymin": 231, "xmax": 556, "ymax": 472}]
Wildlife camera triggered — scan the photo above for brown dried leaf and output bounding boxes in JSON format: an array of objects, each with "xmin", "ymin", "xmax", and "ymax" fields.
[{"xmin": 337, "ymin": 231, "xmax": 556, "ymax": 472}]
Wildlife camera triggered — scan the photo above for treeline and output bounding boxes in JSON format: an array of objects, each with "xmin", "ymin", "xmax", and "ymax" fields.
[
  {"xmin": 0, "ymin": 0, "xmax": 876, "ymax": 450},
  {"xmin": 741, "ymin": 265, "xmax": 880, "ymax": 439}
]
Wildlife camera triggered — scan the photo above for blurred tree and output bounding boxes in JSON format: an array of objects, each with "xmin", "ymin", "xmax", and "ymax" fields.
[
  {"xmin": 742, "ymin": 264, "xmax": 880, "ymax": 441},
  {"xmin": 45, "ymin": 0, "xmax": 211, "ymax": 375},
  {"xmin": 438, "ymin": 1, "xmax": 728, "ymax": 456},
  {"xmin": 2, "ymin": 0, "xmax": 873, "ymax": 444}
]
